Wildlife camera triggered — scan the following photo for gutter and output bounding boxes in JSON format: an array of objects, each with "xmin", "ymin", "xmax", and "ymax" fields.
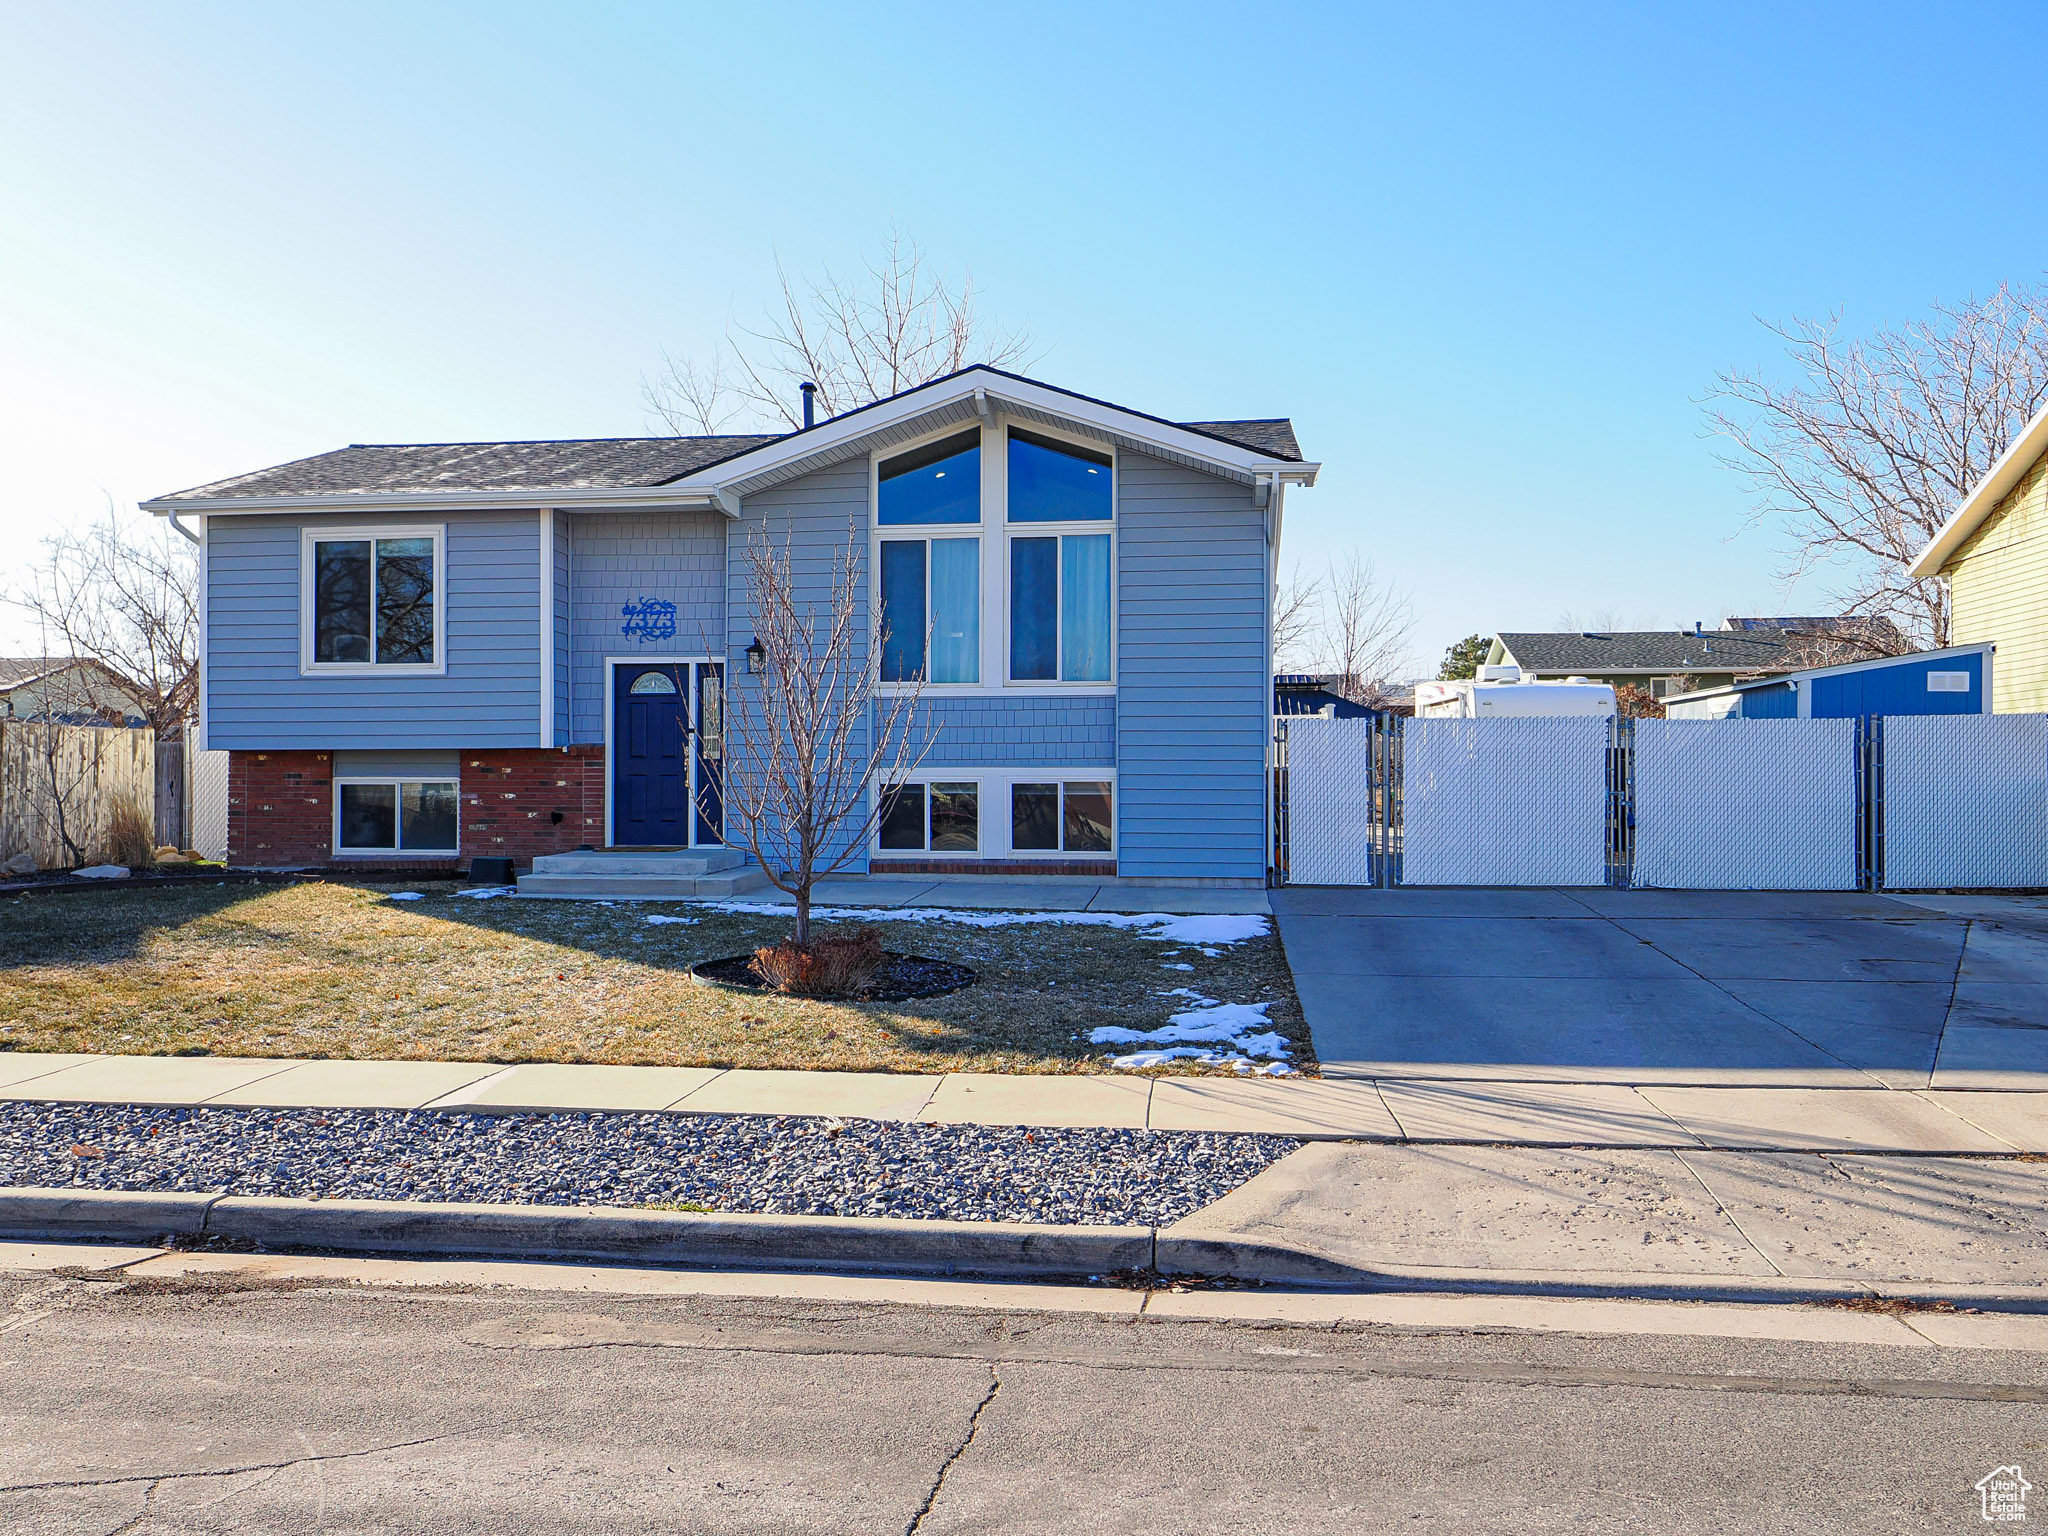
[{"xmin": 140, "ymin": 485, "xmax": 730, "ymax": 518}]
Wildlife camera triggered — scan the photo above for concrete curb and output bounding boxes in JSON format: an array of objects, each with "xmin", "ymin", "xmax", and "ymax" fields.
[
  {"xmin": 7, "ymin": 1188, "xmax": 2047, "ymax": 1310},
  {"xmin": 0, "ymin": 1189, "xmax": 1151, "ymax": 1279}
]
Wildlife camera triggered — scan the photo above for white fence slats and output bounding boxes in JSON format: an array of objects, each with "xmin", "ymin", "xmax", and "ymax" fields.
[
  {"xmin": 1284, "ymin": 717, "xmax": 1376, "ymax": 885},
  {"xmin": 1632, "ymin": 719, "xmax": 1857, "ymax": 890},
  {"xmin": 1401, "ymin": 717, "xmax": 1608, "ymax": 886},
  {"xmin": 1883, "ymin": 715, "xmax": 2048, "ymax": 890},
  {"xmin": 189, "ymin": 747, "xmax": 230, "ymax": 862}
]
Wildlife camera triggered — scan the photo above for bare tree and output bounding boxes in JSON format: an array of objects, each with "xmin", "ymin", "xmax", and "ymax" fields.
[
  {"xmin": 1705, "ymin": 281, "xmax": 2048, "ymax": 648},
  {"xmin": 1316, "ymin": 552, "xmax": 1416, "ymax": 706},
  {"xmin": 723, "ymin": 521, "xmax": 935, "ymax": 943},
  {"xmin": 1271, "ymin": 563, "xmax": 1323, "ymax": 674},
  {"xmin": 645, "ymin": 231, "xmax": 1035, "ymax": 433},
  {"xmin": 8, "ymin": 504, "xmax": 198, "ymax": 735}
]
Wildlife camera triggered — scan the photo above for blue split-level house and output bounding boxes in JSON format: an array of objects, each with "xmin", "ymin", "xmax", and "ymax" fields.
[{"xmin": 143, "ymin": 367, "xmax": 1316, "ymax": 894}]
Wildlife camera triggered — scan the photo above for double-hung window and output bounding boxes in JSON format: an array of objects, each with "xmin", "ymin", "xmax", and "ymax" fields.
[
  {"xmin": 303, "ymin": 527, "xmax": 443, "ymax": 672},
  {"xmin": 877, "ymin": 432, "xmax": 980, "ymax": 684},
  {"xmin": 335, "ymin": 778, "xmax": 460, "ymax": 855},
  {"xmin": 1006, "ymin": 429, "xmax": 1111, "ymax": 683}
]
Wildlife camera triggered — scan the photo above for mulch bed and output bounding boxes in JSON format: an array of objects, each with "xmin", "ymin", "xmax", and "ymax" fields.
[{"xmin": 691, "ymin": 951, "xmax": 976, "ymax": 1003}]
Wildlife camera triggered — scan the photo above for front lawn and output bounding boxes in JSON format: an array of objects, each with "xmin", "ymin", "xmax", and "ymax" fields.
[{"xmin": 0, "ymin": 881, "xmax": 1313, "ymax": 1077}]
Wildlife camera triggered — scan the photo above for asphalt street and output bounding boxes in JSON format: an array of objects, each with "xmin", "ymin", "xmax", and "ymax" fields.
[{"xmin": 4, "ymin": 1268, "xmax": 2044, "ymax": 1533}]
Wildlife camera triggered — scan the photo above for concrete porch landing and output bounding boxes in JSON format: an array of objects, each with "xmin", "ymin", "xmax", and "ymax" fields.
[{"xmin": 516, "ymin": 849, "xmax": 769, "ymax": 900}]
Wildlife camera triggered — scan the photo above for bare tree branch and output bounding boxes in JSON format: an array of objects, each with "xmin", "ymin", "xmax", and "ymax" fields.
[
  {"xmin": 1704, "ymin": 281, "xmax": 2048, "ymax": 648},
  {"xmin": 1271, "ymin": 562, "xmax": 1323, "ymax": 674},
  {"xmin": 1293, "ymin": 550, "xmax": 1415, "ymax": 706},
  {"xmin": 721, "ymin": 518, "xmax": 936, "ymax": 943},
  {"xmin": 646, "ymin": 231, "xmax": 1036, "ymax": 434}
]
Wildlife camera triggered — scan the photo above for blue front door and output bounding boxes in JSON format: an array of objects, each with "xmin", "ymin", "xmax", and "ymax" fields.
[{"xmin": 613, "ymin": 664, "xmax": 689, "ymax": 845}]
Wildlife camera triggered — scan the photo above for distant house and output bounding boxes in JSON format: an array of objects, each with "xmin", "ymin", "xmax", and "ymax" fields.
[
  {"xmin": 1485, "ymin": 627, "xmax": 1794, "ymax": 699},
  {"xmin": 0, "ymin": 658, "xmax": 151, "ymax": 725},
  {"xmin": 1272, "ymin": 674, "xmax": 1374, "ymax": 719},
  {"xmin": 1910, "ymin": 398, "xmax": 2048, "ymax": 712},
  {"xmin": 1662, "ymin": 643, "xmax": 1993, "ymax": 720}
]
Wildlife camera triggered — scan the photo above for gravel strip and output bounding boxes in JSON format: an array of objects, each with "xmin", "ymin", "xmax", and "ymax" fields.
[{"xmin": 0, "ymin": 1102, "xmax": 1296, "ymax": 1227}]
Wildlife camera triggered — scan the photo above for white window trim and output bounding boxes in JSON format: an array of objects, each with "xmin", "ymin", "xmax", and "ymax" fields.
[
  {"xmin": 300, "ymin": 524, "xmax": 447, "ymax": 676},
  {"xmin": 331, "ymin": 775, "xmax": 462, "ymax": 858},
  {"xmin": 870, "ymin": 415, "xmax": 1116, "ymax": 699},
  {"xmin": 870, "ymin": 767, "xmax": 1117, "ymax": 860}
]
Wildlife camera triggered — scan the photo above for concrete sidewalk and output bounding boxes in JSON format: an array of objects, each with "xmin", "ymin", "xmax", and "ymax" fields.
[
  {"xmin": 658, "ymin": 874, "xmax": 1272, "ymax": 915},
  {"xmin": 4, "ymin": 1049, "xmax": 2048, "ymax": 1151}
]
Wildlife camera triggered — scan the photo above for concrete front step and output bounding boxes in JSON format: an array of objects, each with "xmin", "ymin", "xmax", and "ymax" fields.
[
  {"xmin": 517, "ymin": 866, "xmax": 770, "ymax": 900},
  {"xmin": 530, "ymin": 847, "xmax": 745, "ymax": 877}
]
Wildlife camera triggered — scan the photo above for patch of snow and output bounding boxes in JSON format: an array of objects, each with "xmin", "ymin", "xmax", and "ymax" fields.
[
  {"xmin": 1161, "ymin": 963, "xmax": 1195, "ymax": 972},
  {"xmin": 1091, "ymin": 997, "xmax": 1291, "ymax": 1072},
  {"xmin": 645, "ymin": 914, "xmax": 696, "ymax": 926},
  {"xmin": 73, "ymin": 865, "xmax": 129, "ymax": 880},
  {"xmin": 386, "ymin": 892, "xmax": 424, "ymax": 901},
  {"xmin": 690, "ymin": 900, "xmax": 1270, "ymax": 946},
  {"xmin": 457, "ymin": 886, "xmax": 517, "ymax": 899}
]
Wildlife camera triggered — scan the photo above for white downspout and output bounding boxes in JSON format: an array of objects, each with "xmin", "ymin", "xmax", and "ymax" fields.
[{"xmin": 1264, "ymin": 471, "xmax": 1284, "ymax": 886}]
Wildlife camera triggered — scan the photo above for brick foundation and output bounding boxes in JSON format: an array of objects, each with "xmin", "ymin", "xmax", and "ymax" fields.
[
  {"xmin": 867, "ymin": 858, "xmax": 1118, "ymax": 877},
  {"xmin": 227, "ymin": 747, "xmax": 607, "ymax": 871}
]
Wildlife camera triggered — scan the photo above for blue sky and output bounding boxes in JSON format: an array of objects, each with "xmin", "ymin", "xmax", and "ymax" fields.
[{"xmin": 3, "ymin": 2, "xmax": 2043, "ymax": 668}]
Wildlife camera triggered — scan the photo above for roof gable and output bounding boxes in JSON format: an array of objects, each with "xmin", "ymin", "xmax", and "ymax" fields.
[
  {"xmin": 1910, "ymin": 397, "xmax": 2048, "ymax": 576},
  {"xmin": 143, "ymin": 366, "xmax": 1315, "ymax": 513}
]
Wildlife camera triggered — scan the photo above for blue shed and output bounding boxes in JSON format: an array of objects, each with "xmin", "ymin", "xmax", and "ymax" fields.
[{"xmin": 1662, "ymin": 644, "xmax": 1994, "ymax": 720}]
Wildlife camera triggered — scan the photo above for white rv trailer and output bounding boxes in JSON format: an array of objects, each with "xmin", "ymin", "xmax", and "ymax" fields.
[{"xmin": 1413, "ymin": 665, "xmax": 1617, "ymax": 719}]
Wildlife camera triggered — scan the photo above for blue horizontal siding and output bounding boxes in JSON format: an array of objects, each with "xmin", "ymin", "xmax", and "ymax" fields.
[
  {"xmin": 206, "ymin": 511, "xmax": 543, "ymax": 751},
  {"xmin": 1114, "ymin": 451, "xmax": 1266, "ymax": 881}
]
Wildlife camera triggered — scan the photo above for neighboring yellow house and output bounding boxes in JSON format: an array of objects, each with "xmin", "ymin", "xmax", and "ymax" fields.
[{"xmin": 1911, "ymin": 402, "xmax": 2048, "ymax": 713}]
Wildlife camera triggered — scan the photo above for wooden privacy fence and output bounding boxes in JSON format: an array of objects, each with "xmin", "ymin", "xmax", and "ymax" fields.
[{"xmin": 0, "ymin": 722, "xmax": 156, "ymax": 870}]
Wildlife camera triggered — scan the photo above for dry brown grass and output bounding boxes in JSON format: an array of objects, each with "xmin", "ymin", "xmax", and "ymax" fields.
[{"xmin": 0, "ymin": 880, "xmax": 1313, "ymax": 1077}]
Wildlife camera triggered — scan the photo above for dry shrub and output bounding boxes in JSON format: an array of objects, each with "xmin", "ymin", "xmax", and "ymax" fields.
[
  {"xmin": 99, "ymin": 796, "xmax": 157, "ymax": 870},
  {"xmin": 750, "ymin": 926, "xmax": 884, "ymax": 997}
]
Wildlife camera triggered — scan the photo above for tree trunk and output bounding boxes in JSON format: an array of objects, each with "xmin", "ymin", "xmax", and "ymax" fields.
[{"xmin": 794, "ymin": 885, "xmax": 811, "ymax": 946}]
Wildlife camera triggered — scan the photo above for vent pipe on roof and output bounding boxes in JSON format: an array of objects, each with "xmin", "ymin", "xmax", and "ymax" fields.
[
  {"xmin": 1693, "ymin": 620, "xmax": 1703, "ymax": 636},
  {"xmin": 800, "ymin": 382, "xmax": 817, "ymax": 430}
]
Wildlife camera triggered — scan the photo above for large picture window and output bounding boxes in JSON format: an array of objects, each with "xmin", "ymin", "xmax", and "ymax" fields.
[
  {"xmin": 880, "ymin": 537, "xmax": 980, "ymax": 683},
  {"xmin": 1009, "ymin": 534, "xmax": 1110, "ymax": 682},
  {"xmin": 335, "ymin": 779, "xmax": 459, "ymax": 854},
  {"xmin": 879, "ymin": 781, "xmax": 979, "ymax": 852},
  {"xmin": 304, "ymin": 528, "xmax": 441, "ymax": 671},
  {"xmin": 874, "ymin": 773, "xmax": 1110, "ymax": 859}
]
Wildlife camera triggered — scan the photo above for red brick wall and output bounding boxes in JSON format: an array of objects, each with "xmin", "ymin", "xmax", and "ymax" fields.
[{"xmin": 227, "ymin": 747, "xmax": 607, "ymax": 870}]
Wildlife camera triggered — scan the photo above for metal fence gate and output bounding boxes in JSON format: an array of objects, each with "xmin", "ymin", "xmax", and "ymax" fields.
[
  {"xmin": 1275, "ymin": 711, "xmax": 2048, "ymax": 892},
  {"xmin": 1632, "ymin": 718, "xmax": 1859, "ymax": 890}
]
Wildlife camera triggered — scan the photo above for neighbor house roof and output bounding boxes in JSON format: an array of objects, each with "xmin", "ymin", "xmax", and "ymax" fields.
[
  {"xmin": 1721, "ymin": 615, "xmax": 1905, "ymax": 646},
  {"xmin": 1493, "ymin": 631, "xmax": 1791, "ymax": 674},
  {"xmin": 1909, "ymin": 397, "xmax": 2048, "ymax": 577},
  {"xmin": 0, "ymin": 657, "xmax": 76, "ymax": 691},
  {"xmin": 143, "ymin": 367, "xmax": 1313, "ymax": 515}
]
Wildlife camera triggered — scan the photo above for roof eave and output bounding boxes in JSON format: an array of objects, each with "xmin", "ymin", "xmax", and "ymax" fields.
[
  {"xmin": 666, "ymin": 367, "xmax": 1318, "ymax": 493},
  {"xmin": 140, "ymin": 484, "xmax": 730, "ymax": 517},
  {"xmin": 1909, "ymin": 398, "xmax": 2048, "ymax": 577}
]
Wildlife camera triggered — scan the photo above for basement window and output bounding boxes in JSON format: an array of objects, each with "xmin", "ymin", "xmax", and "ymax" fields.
[{"xmin": 335, "ymin": 779, "xmax": 459, "ymax": 854}]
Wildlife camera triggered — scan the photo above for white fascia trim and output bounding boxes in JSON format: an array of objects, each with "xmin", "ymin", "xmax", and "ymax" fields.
[
  {"xmin": 673, "ymin": 367, "xmax": 1320, "ymax": 491},
  {"xmin": 1909, "ymin": 398, "xmax": 2048, "ymax": 577},
  {"xmin": 140, "ymin": 485, "xmax": 729, "ymax": 517}
]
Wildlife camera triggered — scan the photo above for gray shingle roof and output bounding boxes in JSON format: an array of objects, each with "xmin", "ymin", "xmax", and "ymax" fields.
[
  {"xmin": 1495, "ymin": 631, "xmax": 1791, "ymax": 673},
  {"xmin": 157, "ymin": 417, "xmax": 1302, "ymax": 502},
  {"xmin": 159, "ymin": 435, "xmax": 784, "ymax": 502},
  {"xmin": 0, "ymin": 657, "xmax": 73, "ymax": 690},
  {"xmin": 1179, "ymin": 419, "xmax": 1302, "ymax": 461}
]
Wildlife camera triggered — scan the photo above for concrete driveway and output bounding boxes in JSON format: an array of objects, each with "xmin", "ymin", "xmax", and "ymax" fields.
[{"xmin": 1272, "ymin": 887, "xmax": 2048, "ymax": 1088}]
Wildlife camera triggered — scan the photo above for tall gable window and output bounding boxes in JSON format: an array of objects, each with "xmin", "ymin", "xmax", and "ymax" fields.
[
  {"xmin": 1007, "ymin": 428, "xmax": 1111, "ymax": 522},
  {"xmin": 302, "ymin": 527, "xmax": 443, "ymax": 673},
  {"xmin": 878, "ymin": 431, "xmax": 981, "ymax": 525}
]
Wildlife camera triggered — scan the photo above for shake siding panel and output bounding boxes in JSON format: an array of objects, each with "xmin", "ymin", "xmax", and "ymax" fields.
[
  {"xmin": 205, "ymin": 511, "xmax": 542, "ymax": 751},
  {"xmin": 1115, "ymin": 451, "xmax": 1267, "ymax": 881},
  {"xmin": 567, "ymin": 510, "xmax": 725, "ymax": 744}
]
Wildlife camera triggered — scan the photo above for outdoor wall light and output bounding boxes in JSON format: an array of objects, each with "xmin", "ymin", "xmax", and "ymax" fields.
[{"xmin": 745, "ymin": 637, "xmax": 766, "ymax": 674}]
